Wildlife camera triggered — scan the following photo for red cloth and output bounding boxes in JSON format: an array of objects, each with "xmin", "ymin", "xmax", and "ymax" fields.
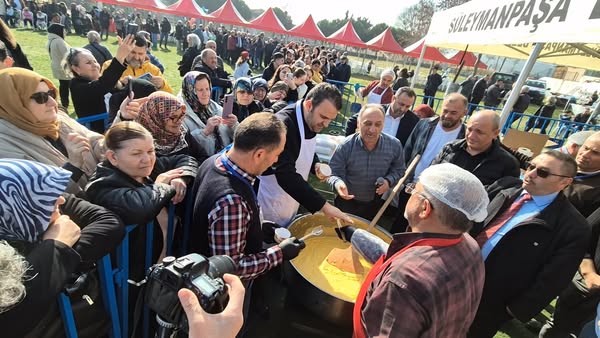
[{"xmin": 475, "ymin": 193, "xmax": 533, "ymax": 247}]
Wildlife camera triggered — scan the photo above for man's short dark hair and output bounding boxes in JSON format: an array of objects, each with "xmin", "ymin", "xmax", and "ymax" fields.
[
  {"xmin": 306, "ymin": 82, "xmax": 342, "ymax": 111},
  {"xmin": 396, "ymin": 87, "xmax": 416, "ymax": 99},
  {"xmin": 234, "ymin": 112, "xmax": 286, "ymax": 152},
  {"xmin": 272, "ymin": 52, "xmax": 284, "ymax": 60},
  {"xmin": 134, "ymin": 34, "xmax": 149, "ymax": 48},
  {"xmin": 541, "ymin": 150, "xmax": 578, "ymax": 177}
]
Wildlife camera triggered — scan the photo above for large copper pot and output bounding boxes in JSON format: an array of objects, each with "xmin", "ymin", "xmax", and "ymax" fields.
[{"xmin": 284, "ymin": 213, "xmax": 392, "ymax": 328}]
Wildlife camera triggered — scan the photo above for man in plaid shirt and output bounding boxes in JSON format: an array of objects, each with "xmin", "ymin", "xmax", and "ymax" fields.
[
  {"xmin": 352, "ymin": 164, "xmax": 488, "ymax": 337},
  {"xmin": 191, "ymin": 113, "xmax": 305, "ymax": 280}
]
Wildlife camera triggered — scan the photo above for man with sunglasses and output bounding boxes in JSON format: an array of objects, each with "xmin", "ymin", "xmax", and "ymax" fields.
[
  {"xmin": 540, "ymin": 131, "xmax": 600, "ymax": 337},
  {"xmin": 468, "ymin": 150, "xmax": 590, "ymax": 338}
]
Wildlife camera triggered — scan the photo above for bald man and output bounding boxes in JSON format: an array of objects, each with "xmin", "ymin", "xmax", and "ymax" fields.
[{"xmin": 431, "ymin": 110, "xmax": 520, "ymax": 186}]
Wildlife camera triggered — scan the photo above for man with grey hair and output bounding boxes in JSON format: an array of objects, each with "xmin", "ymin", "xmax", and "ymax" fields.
[
  {"xmin": 328, "ymin": 104, "xmax": 405, "ymax": 220},
  {"xmin": 83, "ymin": 30, "xmax": 112, "ymax": 66},
  {"xmin": 468, "ymin": 150, "xmax": 590, "ymax": 337},
  {"xmin": 191, "ymin": 40, "xmax": 229, "ymax": 79},
  {"xmin": 558, "ymin": 130, "xmax": 596, "ymax": 158},
  {"xmin": 192, "ymin": 48, "xmax": 232, "ymax": 89},
  {"xmin": 431, "ymin": 109, "xmax": 520, "ymax": 185},
  {"xmin": 346, "ymin": 163, "xmax": 488, "ymax": 337}
]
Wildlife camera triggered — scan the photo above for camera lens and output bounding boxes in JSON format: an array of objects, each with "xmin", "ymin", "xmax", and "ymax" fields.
[{"xmin": 207, "ymin": 255, "xmax": 236, "ymax": 278}]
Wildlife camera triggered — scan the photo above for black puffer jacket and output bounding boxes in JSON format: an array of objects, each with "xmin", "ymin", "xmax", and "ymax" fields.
[{"xmin": 85, "ymin": 155, "xmax": 198, "ymax": 225}]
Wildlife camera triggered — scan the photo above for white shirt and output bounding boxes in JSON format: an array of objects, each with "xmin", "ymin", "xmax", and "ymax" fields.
[
  {"xmin": 413, "ymin": 123, "xmax": 461, "ymax": 180},
  {"xmin": 382, "ymin": 107, "xmax": 403, "ymax": 137}
]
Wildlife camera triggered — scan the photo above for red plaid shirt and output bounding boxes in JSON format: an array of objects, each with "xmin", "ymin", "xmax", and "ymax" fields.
[
  {"xmin": 207, "ymin": 155, "xmax": 283, "ymax": 280},
  {"xmin": 361, "ymin": 232, "xmax": 484, "ymax": 337}
]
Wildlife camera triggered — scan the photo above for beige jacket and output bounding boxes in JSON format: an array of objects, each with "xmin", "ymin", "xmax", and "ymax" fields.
[{"xmin": 0, "ymin": 112, "xmax": 105, "ymax": 191}]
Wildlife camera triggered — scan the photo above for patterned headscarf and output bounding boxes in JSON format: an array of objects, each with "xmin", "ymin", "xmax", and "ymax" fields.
[
  {"xmin": 0, "ymin": 68, "xmax": 60, "ymax": 139},
  {"xmin": 181, "ymin": 71, "xmax": 225, "ymax": 152},
  {"xmin": 0, "ymin": 159, "xmax": 71, "ymax": 243},
  {"xmin": 181, "ymin": 71, "xmax": 204, "ymax": 118},
  {"xmin": 136, "ymin": 92, "xmax": 188, "ymax": 156}
]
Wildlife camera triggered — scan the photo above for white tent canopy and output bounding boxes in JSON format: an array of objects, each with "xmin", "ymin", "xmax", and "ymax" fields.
[
  {"xmin": 426, "ymin": 0, "xmax": 600, "ymax": 70},
  {"xmin": 424, "ymin": 0, "xmax": 600, "ymax": 127}
]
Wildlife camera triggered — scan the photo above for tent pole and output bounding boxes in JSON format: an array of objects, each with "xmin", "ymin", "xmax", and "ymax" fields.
[
  {"xmin": 411, "ymin": 44, "xmax": 427, "ymax": 89},
  {"xmin": 500, "ymin": 42, "xmax": 545, "ymax": 129},
  {"xmin": 472, "ymin": 53, "xmax": 482, "ymax": 76}
]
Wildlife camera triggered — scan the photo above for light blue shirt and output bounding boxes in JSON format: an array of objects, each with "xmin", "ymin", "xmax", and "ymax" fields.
[{"xmin": 481, "ymin": 191, "xmax": 558, "ymax": 260}]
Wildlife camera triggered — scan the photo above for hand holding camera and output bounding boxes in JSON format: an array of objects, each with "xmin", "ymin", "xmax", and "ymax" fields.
[{"xmin": 178, "ymin": 274, "xmax": 244, "ymax": 338}]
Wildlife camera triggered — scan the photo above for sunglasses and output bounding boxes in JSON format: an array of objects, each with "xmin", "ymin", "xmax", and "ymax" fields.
[
  {"xmin": 30, "ymin": 89, "xmax": 57, "ymax": 104},
  {"xmin": 526, "ymin": 163, "xmax": 572, "ymax": 178},
  {"xmin": 236, "ymin": 90, "xmax": 254, "ymax": 96}
]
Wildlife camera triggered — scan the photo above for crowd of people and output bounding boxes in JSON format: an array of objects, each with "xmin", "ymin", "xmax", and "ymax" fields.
[{"xmin": 0, "ymin": 3, "xmax": 599, "ymax": 338}]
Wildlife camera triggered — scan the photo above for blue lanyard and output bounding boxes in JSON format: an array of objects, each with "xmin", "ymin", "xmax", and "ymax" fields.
[{"xmin": 220, "ymin": 154, "xmax": 257, "ymax": 200}]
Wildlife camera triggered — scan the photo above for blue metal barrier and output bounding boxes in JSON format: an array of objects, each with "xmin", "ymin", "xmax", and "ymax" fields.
[
  {"xmin": 502, "ymin": 112, "xmax": 600, "ymax": 146},
  {"xmin": 325, "ymin": 79, "xmax": 361, "ymax": 128},
  {"xmin": 58, "ymin": 254, "xmax": 122, "ymax": 338},
  {"xmin": 76, "ymin": 113, "xmax": 110, "ymax": 130}
]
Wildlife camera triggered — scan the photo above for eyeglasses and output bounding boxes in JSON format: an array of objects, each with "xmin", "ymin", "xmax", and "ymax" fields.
[
  {"xmin": 526, "ymin": 163, "xmax": 572, "ymax": 178},
  {"xmin": 405, "ymin": 183, "xmax": 433, "ymax": 208},
  {"xmin": 30, "ymin": 89, "xmax": 57, "ymax": 104}
]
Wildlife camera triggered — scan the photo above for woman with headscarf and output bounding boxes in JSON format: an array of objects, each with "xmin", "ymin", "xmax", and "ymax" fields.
[
  {"xmin": 136, "ymin": 91, "xmax": 208, "ymax": 162},
  {"xmin": 0, "ymin": 67, "xmax": 105, "ymax": 193},
  {"xmin": 179, "ymin": 71, "xmax": 237, "ymax": 156},
  {"xmin": 67, "ymin": 34, "xmax": 135, "ymax": 133},
  {"xmin": 85, "ymin": 121, "xmax": 198, "ymax": 268},
  {"xmin": 47, "ymin": 23, "xmax": 72, "ymax": 108},
  {"xmin": 358, "ymin": 68, "xmax": 396, "ymax": 105},
  {"xmin": 0, "ymin": 158, "xmax": 124, "ymax": 337},
  {"xmin": 231, "ymin": 77, "xmax": 264, "ymax": 122}
]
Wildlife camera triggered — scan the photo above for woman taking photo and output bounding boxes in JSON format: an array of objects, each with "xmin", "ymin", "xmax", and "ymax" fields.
[
  {"xmin": 67, "ymin": 34, "xmax": 135, "ymax": 133},
  {"xmin": 85, "ymin": 121, "xmax": 198, "ymax": 264},
  {"xmin": 179, "ymin": 71, "xmax": 237, "ymax": 156},
  {"xmin": 0, "ymin": 67, "xmax": 105, "ymax": 192},
  {"xmin": 136, "ymin": 91, "xmax": 208, "ymax": 162},
  {"xmin": 0, "ymin": 159, "xmax": 124, "ymax": 338},
  {"xmin": 268, "ymin": 64, "xmax": 299, "ymax": 102}
]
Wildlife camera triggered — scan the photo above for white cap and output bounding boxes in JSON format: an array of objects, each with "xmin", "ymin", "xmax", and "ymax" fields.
[{"xmin": 419, "ymin": 163, "xmax": 489, "ymax": 222}]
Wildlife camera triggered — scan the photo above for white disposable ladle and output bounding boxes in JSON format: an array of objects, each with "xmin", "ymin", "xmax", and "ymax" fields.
[{"xmin": 299, "ymin": 226, "xmax": 324, "ymax": 242}]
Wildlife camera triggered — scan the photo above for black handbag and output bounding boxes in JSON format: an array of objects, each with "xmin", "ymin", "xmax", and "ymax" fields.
[{"xmin": 25, "ymin": 268, "xmax": 111, "ymax": 338}]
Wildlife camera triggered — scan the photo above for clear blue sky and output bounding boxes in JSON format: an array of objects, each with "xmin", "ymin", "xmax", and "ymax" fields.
[{"xmin": 249, "ymin": 0, "xmax": 420, "ymax": 27}]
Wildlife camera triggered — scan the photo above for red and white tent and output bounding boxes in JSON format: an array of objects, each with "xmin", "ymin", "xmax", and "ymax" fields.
[
  {"xmin": 247, "ymin": 7, "xmax": 287, "ymax": 35},
  {"xmin": 288, "ymin": 15, "xmax": 326, "ymax": 41},
  {"xmin": 365, "ymin": 28, "xmax": 405, "ymax": 55},
  {"xmin": 446, "ymin": 51, "xmax": 488, "ymax": 69},
  {"xmin": 165, "ymin": 0, "xmax": 207, "ymax": 18},
  {"xmin": 327, "ymin": 21, "xmax": 366, "ymax": 49},
  {"xmin": 404, "ymin": 37, "xmax": 449, "ymax": 63},
  {"xmin": 206, "ymin": 0, "xmax": 248, "ymax": 26}
]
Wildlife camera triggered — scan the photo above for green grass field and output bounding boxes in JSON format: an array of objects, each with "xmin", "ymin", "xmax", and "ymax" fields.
[{"xmin": 11, "ymin": 28, "xmax": 554, "ymax": 337}]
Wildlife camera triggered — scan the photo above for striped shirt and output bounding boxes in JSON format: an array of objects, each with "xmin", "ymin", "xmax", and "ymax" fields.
[{"xmin": 328, "ymin": 133, "xmax": 405, "ymax": 202}]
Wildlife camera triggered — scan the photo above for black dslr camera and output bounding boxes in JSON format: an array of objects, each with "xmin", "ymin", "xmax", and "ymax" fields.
[{"xmin": 145, "ymin": 253, "xmax": 236, "ymax": 331}]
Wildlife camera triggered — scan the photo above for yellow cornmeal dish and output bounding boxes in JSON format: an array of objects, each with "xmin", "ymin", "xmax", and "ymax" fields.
[{"xmin": 289, "ymin": 214, "xmax": 391, "ymax": 303}]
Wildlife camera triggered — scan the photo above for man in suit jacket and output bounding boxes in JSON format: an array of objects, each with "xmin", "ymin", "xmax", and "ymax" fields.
[
  {"xmin": 345, "ymin": 87, "xmax": 418, "ymax": 147},
  {"xmin": 467, "ymin": 150, "xmax": 590, "ymax": 338}
]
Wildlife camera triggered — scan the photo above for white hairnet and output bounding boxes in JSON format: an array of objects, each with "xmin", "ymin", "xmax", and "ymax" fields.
[{"xmin": 418, "ymin": 163, "xmax": 489, "ymax": 222}]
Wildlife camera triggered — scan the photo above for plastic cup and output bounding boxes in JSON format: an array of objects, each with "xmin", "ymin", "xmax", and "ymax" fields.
[{"xmin": 274, "ymin": 228, "xmax": 291, "ymax": 244}]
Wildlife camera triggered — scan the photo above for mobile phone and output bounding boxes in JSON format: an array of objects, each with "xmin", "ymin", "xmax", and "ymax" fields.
[
  {"xmin": 127, "ymin": 76, "xmax": 134, "ymax": 100},
  {"xmin": 138, "ymin": 72, "xmax": 153, "ymax": 81},
  {"xmin": 222, "ymin": 94, "xmax": 234, "ymax": 118},
  {"xmin": 286, "ymin": 73, "xmax": 294, "ymax": 81}
]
